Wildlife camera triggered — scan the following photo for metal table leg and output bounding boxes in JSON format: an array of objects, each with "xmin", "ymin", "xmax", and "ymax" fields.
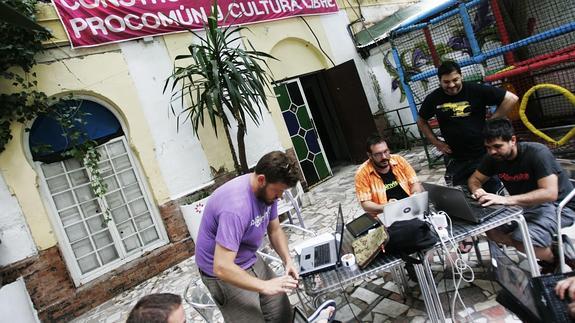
[
  {"xmin": 391, "ymin": 264, "xmax": 409, "ymax": 298},
  {"xmin": 414, "ymin": 262, "xmax": 440, "ymax": 322},
  {"xmin": 511, "ymin": 213, "xmax": 540, "ymax": 277}
]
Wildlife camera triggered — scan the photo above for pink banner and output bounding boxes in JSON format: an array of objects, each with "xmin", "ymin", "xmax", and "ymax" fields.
[{"xmin": 51, "ymin": 0, "xmax": 339, "ymax": 48}]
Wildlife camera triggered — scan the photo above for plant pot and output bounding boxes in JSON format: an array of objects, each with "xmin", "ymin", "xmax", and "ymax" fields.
[{"xmin": 181, "ymin": 196, "xmax": 209, "ymax": 242}]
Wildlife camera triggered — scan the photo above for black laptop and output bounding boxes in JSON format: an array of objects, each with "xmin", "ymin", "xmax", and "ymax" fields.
[
  {"xmin": 532, "ymin": 273, "xmax": 575, "ymax": 322},
  {"xmin": 490, "ymin": 241, "xmax": 541, "ymax": 321},
  {"xmin": 292, "ymin": 306, "xmax": 308, "ymax": 323},
  {"xmin": 490, "ymin": 241, "xmax": 575, "ymax": 322},
  {"xmin": 423, "ymin": 182, "xmax": 505, "ymax": 224}
]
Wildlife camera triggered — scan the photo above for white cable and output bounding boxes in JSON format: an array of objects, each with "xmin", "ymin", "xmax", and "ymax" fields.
[{"xmin": 428, "ymin": 211, "xmax": 474, "ymax": 322}]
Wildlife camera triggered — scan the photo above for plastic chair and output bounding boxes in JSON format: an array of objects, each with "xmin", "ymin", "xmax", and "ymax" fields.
[
  {"xmin": 556, "ymin": 185, "xmax": 575, "ymax": 273},
  {"xmin": 277, "ymin": 182, "xmax": 314, "ymax": 235},
  {"xmin": 183, "ymin": 279, "xmax": 219, "ymax": 323},
  {"xmin": 260, "ymin": 182, "xmax": 316, "ymax": 264}
]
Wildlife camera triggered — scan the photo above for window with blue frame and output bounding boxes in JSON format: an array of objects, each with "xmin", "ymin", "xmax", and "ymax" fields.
[
  {"xmin": 30, "ymin": 99, "xmax": 166, "ymax": 285},
  {"xmin": 29, "ymin": 99, "xmax": 123, "ymax": 162}
]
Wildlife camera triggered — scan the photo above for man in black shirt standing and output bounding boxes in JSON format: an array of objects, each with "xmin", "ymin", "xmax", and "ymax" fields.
[
  {"xmin": 468, "ymin": 118, "xmax": 575, "ymax": 272},
  {"xmin": 417, "ymin": 61, "xmax": 518, "ymax": 191}
]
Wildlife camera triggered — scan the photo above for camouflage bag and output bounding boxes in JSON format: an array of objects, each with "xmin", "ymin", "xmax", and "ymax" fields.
[{"xmin": 352, "ymin": 226, "xmax": 389, "ymax": 269}]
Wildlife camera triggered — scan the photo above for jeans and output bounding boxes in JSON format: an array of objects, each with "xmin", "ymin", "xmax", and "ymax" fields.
[{"xmin": 200, "ymin": 255, "xmax": 292, "ymax": 323}]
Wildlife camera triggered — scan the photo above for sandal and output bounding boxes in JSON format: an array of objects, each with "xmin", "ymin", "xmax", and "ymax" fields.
[
  {"xmin": 307, "ymin": 299, "xmax": 336, "ymax": 323},
  {"xmin": 458, "ymin": 238, "xmax": 474, "ymax": 254}
]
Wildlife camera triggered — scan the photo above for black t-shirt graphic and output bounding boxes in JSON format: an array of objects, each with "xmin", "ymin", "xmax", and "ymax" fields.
[
  {"xmin": 478, "ymin": 142, "xmax": 575, "ymax": 207},
  {"xmin": 379, "ymin": 171, "xmax": 409, "ymax": 200},
  {"xmin": 419, "ymin": 82, "xmax": 506, "ymax": 160}
]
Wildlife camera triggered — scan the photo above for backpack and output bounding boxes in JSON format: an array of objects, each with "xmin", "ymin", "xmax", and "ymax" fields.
[{"xmin": 384, "ymin": 218, "xmax": 438, "ymax": 263}]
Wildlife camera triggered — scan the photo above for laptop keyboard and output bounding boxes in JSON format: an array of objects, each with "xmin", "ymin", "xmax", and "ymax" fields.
[
  {"xmin": 468, "ymin": 202, "xmax": 504, "ymax": 219},
  {"xmin": 314, "ymin": 243, "xmax": 331, "ymax": 266},
  {"xmin": 537, "ymin": 274, "xmax": 572, "ymax": 322}
]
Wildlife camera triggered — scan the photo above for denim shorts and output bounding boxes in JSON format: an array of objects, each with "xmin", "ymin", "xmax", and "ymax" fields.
[{"xmin": 496, "ymin": 202, "xmax": 575, "ymax": 247}]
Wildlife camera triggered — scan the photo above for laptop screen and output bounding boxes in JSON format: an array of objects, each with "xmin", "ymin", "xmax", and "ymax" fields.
[
  {"xmin": 489, "ymin": 241, "xmax": 541, "ymax": 320},
  {"xmin": 335, "ymin": 204, "xmax": 344, "ymax": 264}
]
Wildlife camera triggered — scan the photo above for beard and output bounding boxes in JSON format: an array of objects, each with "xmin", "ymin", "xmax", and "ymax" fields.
[
  {"xmin": 372, "ymin": 158, "xmax": 390, "ymax": 170},
  {"xmin": 491, "ymin": 151, "xmax": 513, "ymax": 161},
  {"xmin": 255, "ymin": 184, "xmax": 275, "ymax": 205}
]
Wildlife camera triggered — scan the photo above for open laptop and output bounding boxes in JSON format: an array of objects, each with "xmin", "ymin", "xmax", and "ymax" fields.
[
  {"xmin": 491, "ymin": 240, "xmax": 575, "ymax": 323},
  {"xmin": 422, "ymin": 183, "xmax": 505, "ymax": 224},
  {"xmin": 378, "ymin": 192, "xmax": 428, "ymax": 227},
  {"xmin": 532, "ymin": 272, "xmax": 575, "ymax": 322},
  {"xmin": 296, "ymin": 204, "xmax": 344, "ymax": 276},
  {"xmin": 292, "ymin": 306, "xmax": 308, "ymax": 323},
  {"xmin": 489, "ymin": 241, "xmax": 542, "ymax": 322}
]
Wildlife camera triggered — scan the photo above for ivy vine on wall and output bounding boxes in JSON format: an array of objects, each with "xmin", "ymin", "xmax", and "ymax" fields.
[{"xmin": 1, "ymin": 0, "xmax": 111, "ymax": 225}]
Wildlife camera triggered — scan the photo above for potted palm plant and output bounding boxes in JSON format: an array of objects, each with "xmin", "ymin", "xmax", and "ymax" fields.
[{"xmin": 164, "ymin": 0, "xmax": 276, "ymax": 174}]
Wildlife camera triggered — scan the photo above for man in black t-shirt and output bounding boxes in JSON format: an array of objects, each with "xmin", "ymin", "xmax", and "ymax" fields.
[
  {"xmin": 417, "ymin": 61, "xmax": 518, "ymax": 191},
  {"xmin": 468, "ymin": 118, "xmax": 575, "ymax": 272}
]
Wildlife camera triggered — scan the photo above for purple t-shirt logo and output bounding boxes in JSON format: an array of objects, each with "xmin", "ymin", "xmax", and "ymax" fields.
[{"xmin": 250, "ymin": 207, "xmax": 270, "ymax": 227}]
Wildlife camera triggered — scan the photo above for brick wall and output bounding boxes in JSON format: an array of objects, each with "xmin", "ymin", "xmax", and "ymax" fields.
[
  {"xmin": 0, "ymin": 200, "xmax": 194, "ymax": 322},
  {"xmin": 0, "ymin": 150, "xmax": 305, "ymax": 321}
]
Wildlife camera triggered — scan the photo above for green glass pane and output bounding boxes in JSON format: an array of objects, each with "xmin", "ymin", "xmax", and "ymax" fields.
[
  {"xmin": 273, "ymin": 85, "xmax": 290, "ymax": 112},
  {"xmin": 313, "ymin": 154, "xmax": 330, "ymax": 180},
  {"xmin": 296, "ymin": 105, "xmax": 313, "ymax": 130},
  {"xmin": 292, "ymin": 136, "xmax": 308, "ymax": 161}
]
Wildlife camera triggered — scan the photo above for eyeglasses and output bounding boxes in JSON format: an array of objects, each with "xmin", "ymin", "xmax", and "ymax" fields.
[{"xmin": 370, "ymin": 152, "xmax": 389, "ymax": 159}]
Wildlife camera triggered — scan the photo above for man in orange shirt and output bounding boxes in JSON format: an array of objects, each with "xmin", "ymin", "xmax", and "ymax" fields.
[{"xmin": 355, "ymin": 134, "xmax": 424, "ymax": 218}]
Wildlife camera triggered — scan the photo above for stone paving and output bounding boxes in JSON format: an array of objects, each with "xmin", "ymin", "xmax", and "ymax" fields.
[{"xmin": 73, "ymin": 146, "xmax": 543, "ymax": 323}]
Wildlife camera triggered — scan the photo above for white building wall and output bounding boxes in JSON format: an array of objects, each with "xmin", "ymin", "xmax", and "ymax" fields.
[
  {"xmin": 0, "ymin": 278, "xmax": 40, "ymax": 323},
  {"xmin": 0, "ymin": 172, "xmax": 37, "ymax": 267},
  {"xmin": 227, "ymin": 104, "xmax": 285, "ymax": 168},
  {"xmin": 119, "ymin": 38, "xmax": 213, "ymax": 200}
]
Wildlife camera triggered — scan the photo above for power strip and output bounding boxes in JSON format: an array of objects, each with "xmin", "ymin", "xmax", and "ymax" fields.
[{"xmin": 436, "ymin": 227, "xmax": 450, "ymax": 241}]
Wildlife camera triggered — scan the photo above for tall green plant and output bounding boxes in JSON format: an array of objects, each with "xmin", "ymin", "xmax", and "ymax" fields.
[{"xmin": 164, "ymin": 0, "xmax": 276, "ymax": 174}]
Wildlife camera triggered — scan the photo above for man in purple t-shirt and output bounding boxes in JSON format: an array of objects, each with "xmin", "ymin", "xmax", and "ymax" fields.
[{"xmin": 196, "ymin": 151, "xmax": 300, "ymax": 322}]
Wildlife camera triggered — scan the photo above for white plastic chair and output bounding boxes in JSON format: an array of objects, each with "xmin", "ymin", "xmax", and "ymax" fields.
[
  {"xmin": 183, "ymin": 279, "xmax": 219, "ymax": 323},
  {"xmin": 556, "ymin": 184, "xmax": 575, "ymax": 274},
  {"xmin": 260, "ymin": 182, "xmax": 316, "ymax": 264},
  {"xmin": 180, "ymin": 198, "xmax": 221, "ymax": 322},
  {"xmin": 277, "ymin": 182, "xmax": 315, "ymax": 235}
]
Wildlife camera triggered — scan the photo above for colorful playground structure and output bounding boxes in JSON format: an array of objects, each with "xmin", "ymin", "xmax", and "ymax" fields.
[{"xmin": 388, "ymin": 0, "xmax": 575, "ymax": 163}]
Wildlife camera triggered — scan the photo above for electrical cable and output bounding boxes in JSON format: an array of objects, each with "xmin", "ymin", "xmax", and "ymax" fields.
[
  {"xmin": 427, "ymin": 210, "xmax": 475, "ymax": 322},
  {"xmin": 298, "ymin": 17, "xmax": 336, "ymax": 67}
]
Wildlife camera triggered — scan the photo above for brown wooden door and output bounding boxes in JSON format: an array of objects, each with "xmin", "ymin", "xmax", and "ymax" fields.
[{"xmin": 321, "ymin": 60, "xmax": 378, "ymax": 164}]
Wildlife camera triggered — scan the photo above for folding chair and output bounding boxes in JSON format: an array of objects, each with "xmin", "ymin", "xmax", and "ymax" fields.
[
  {"xmin": 556, "ymin": 184, "xmax": 575, "ymax": 273},
  {"xmin": 183, "ymin": 279, "xmax": 219, "ymax": 323}
]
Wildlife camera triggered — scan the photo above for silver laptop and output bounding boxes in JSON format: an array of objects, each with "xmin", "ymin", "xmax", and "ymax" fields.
[
  {"xmin": 423, "ymin": 183, "xmax": 504, "ymax": 224},
  {"xmin": 378, "ymin": 192, "xmax": 428, "ymax": 227},
  {"xmin": 297, "ymin": 204, "xmax": 344, "ymax": 276}
]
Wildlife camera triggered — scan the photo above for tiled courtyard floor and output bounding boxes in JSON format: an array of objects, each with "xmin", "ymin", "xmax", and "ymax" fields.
[{"xmin": 73, "ymin": 146, "xmax": 543, "ymax": 323}]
